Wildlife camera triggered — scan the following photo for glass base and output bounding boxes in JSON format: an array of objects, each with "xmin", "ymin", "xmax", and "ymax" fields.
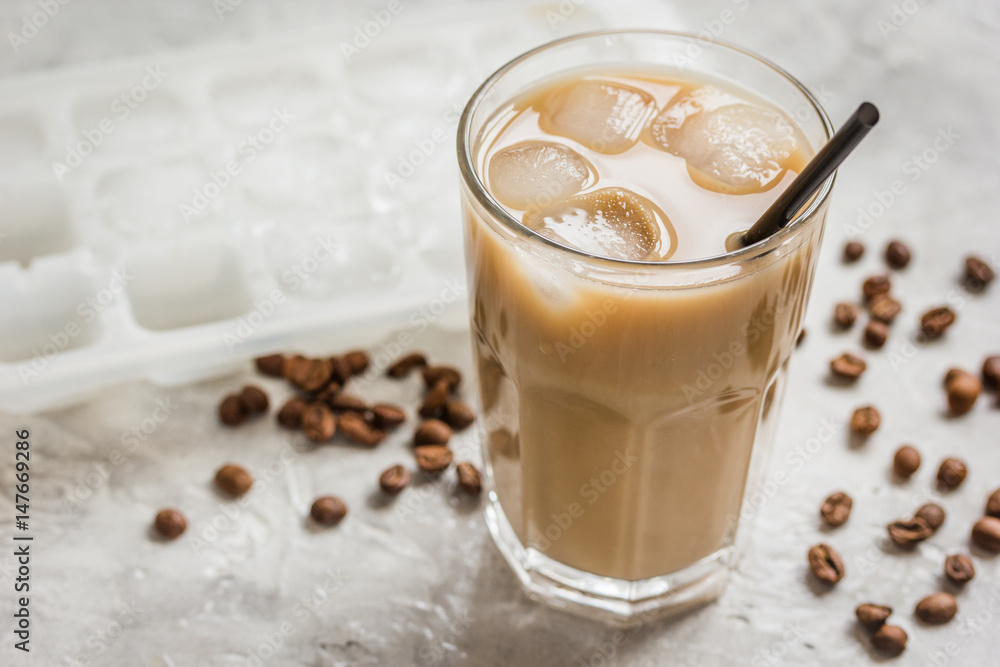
[{"xmin": 485, "ymin": 493, "xmax": 732, "ymax": 624}]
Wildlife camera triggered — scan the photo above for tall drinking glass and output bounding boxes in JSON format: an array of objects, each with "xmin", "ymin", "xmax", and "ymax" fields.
[{"xmin": 457, "ymin": 31, "xmax": 833, "ymax": 621}]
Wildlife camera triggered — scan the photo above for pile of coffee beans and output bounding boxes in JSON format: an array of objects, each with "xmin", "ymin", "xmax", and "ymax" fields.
[
  {"xmin": 152, "ymin": 347, "xmax": 482, "ymax": 542},
  {"xmin": 248, "ymin": 349, "xmax": 482, "ymax": 497},
  {"xmin": 804, "ymin": 241, "xmax": 998, "ymax": 657}
]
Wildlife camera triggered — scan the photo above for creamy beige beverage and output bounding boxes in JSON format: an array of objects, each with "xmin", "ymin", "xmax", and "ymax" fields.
[{"xmin": 463, "ymin": 68, "xmax": 827, "ymax": 582}]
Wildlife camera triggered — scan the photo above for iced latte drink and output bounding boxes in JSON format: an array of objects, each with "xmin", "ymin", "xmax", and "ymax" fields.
[{"xmin": 457, "ymin": 32, "xmax": 833, "ymax": 620}]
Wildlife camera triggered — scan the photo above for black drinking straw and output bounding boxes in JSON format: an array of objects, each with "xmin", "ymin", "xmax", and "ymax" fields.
[{"xmin": 741, "ymin": 102, "xmax": 880, "ymax": 247}]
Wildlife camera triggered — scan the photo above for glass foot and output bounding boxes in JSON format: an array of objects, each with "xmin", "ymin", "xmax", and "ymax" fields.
[{"xmin": 485, "ymin": 494, "xmax": 732, "ymax": 624}]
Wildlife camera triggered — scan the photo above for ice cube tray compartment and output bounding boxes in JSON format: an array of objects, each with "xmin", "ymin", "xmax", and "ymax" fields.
[
  {"xmin": 72, "ymin": 91, "xmax": 192, "ymax": 154},
  {"xmin": 0, "ymin": 175, "xmax": 76, "ymax": 266},
  {"xmin": 0, "ymin": 112, "xmax": 48, "ymax": 177},
  {"xmin": 0, "ymin": 263, "xmax": 106, "ymax": 363},
  {"xmin": 123, "ymin": 237, "xmax": 254, "ymax": 332},
  {"xmin": 211, "ymin": 66, "xmax": 334, "ymax": 129},
  {"xmin": 0, "ymin": 1, "xmax": 609, "ymax": 413},
  {"xmin": 96, "ymin": 155, "xmax": 218, "ymax": 237},
  {"xmin": 239, "ymin": 134, "xmax": 369, "ymax": 217},
  {"xmin": 259, "ymin": 221, "xmax": 400, "ymax": 299}
]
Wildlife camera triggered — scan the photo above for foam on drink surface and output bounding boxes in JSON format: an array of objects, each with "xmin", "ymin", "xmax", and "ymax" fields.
[{"xmin": 481, "ymin": 71, "xmax": 812, "ymax": 262}]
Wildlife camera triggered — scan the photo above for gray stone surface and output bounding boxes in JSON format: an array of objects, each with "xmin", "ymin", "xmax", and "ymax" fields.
[{"xmin": 1, "ymin": 1, "xmax": 999, "ymax": 665}]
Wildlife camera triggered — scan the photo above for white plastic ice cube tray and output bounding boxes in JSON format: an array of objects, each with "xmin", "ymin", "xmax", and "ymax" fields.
[{"xmin": 0, "ymin": 2, "xmax": 609, "ymax": 413}]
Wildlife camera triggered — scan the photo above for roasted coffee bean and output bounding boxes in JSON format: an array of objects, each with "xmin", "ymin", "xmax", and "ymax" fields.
[
  {"xmin": 820, "ymin": 491, "xmax": 853, "ymax": 527},
  {"xmin": 414, "ymin": 419, "xmax": 452, "ymax": 446},
  {"xmin": 282, "ymin": 354, "xmax": 307, "ymax": 379},
  {"xmin": 943, "ymin": 368, "xmax": 967, "ymax": 386},
  {"xmin": 892, "ymin": 445, "xmax": 921, "ymax": 479},
  {"xmin": 887, "ymin": 517, "xmax": 934, "ymax": 547},
  {"xmin": 443, "ymin": 400, "xmax": 476, "ymax": 431},
  {"xmin": 240, "ymin": 385, "xmax": 269, "ymax": 415},
  {"xmin": 986, "ymin": 488, "xmax": 1000, "ymax": 518},
  {"xmin": 855, "ymin": 603, "xmax": 892, "ymax": 629},
  {"xmin": 870, "ymin": 295, "xmax": 902, "ymax": 324},
  {"xmin": 153, "ymin": 509, "xmax": 187, "ymax": 540},
  {"xmin": 327, "ymin": 357, "xmax": 350, "ymax": 385},
  {"xmin": 834, "ymin": 302, "xmax": 859, "ymax": 328},
  {"xmin": 982, "ymin": 356, "xmax": 1000, "ymax": 391},
  {"xmin": 287, "ymin": 357, "xmax": 334, "ymax": 392},
  {"xmin": 807, "ymin": 543, "xmax": 845, "ymax": 585},
  {"xmin": 277, "ymin": 397, "xmax": 307, "ymax": 429},
  {"xmin": 419, "ymin": 380, "xmax": 450, "ymax": 418},
  {"xmin": 944, "ymin": 553, "xmax": 975, "ymax": 584},
  {"xmin": 936, "ymin": 457, "xmax": 968, "ymax": 491},
  {"xmin": 456, "ymin": 461, "xmax": 482, "ymax": 494},
  {"xmin": 422, "ymin": 365, "xmax": 462, "ymax": 391},
  {"xmin": 871, "ymin": 624, "xmax": 907, "ymax": 657},
  {"xmin": 215, "ymin": 463, "xmax": 253, "ymax": 497},
  {"xmin": 218, "ymin": 394, "xmax": 247, "ymax": 426},
  {"xmin": 831, "ymin": 353, "xmax": 866, "ymax": 379},
  {"xmin": 843, "ymin": 241, "xmax": 865, "ymax": 263},
  {"xmin": 885, "ymin": 241, "xmax": 911, "ymax": 269},
  {"xmin": 302, "ymin": 403, "xmax": 337, "ymax": 442},
  {"xmin": 415, "ymin": 445, "xmax": 453, "ymax": 473},
  {"xmin": 971, "ymin": 516, "xmax": 1000, "ymax": 552},
  {"xmin": 914, "ymin": 503, "xmax": 946, "ymax": 531},
  {"xmin": 379, "ymin": 464, "xmax": 410, "ymax": 495},
  {"xmin": 864, "ymin": 320, "xmax": 889, "ymax": 348},
  {"xmin": 344, "ymin": 350, "xmax": 370, "ymax": 375},
  {"xmin": 329, "ymin": 392, "xmax": 368, "ymax": 413},
  {"xmin": 915, "ymin": 592, "xmax": 957, "ymax": 625},
  {"xmin": 329, "ymin": 355, "xmax": 354, "ymax": 385},
  {"xmin": 372, "ymin": 403, "xmax": 406, "ymax": 430},
  {"xmin": 337, "ymin": 412, "xmax": 385, "ymax": 447},
  {"xmin": 850, "ymin": 406, "xmax": 880, "ymax": 435},
  {"xmin": 964, "ymin": 255, "xmax": 995, "ymax": 292},
  {"xmin": 255, "ymin": 354, "xmax": 285, "ymax": 377},
  {"xmin": 945, "ymin": 369, "xmax": 980, "ymax": 415},
  {"xmin": 387, "ymin": 352, "xmax": 428, "ymax": 378},
  {"xmin": 920, "ymin": 307, "xmax": 956, "ymax": 339},
  {"xmin": 862, "ymin": 275, "xmax": 892, "ymax": 300},
  {"xmin": 312, "ymin": 383, "xmax": 343, "ymax": 407},
  {"xmin": 310, "ymin": 496, "xmax": 347, "ymax": 526}
]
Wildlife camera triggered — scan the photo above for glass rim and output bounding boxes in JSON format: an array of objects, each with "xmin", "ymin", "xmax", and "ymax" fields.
[{"xmin": 457, "ymin": 29, "xmax": 836, "ymax": 269}]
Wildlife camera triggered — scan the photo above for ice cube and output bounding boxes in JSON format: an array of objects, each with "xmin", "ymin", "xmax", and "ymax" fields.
[
  {"xmin": 488, "ymin": 141, "xmax": 594, "ymax": 211},
  {"xmin": 540, "ymin": 79, "xmax": 656, "ymax": 154},
  {"xmin": 523, "ymin": 187, "xmax": 671, "ymax": 261},
  {"xmin": 646, "ymin": 85, "xmax": 739, "ymax": 134},
  {"xmin": 650, "ymin": 100, "xmax": 799, "ymax": 194}
]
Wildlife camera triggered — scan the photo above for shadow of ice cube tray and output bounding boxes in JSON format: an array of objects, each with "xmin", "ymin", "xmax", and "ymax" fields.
[{"xmin": 0, "ymin": 1, "xmax": 608, "ymax": 413}]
